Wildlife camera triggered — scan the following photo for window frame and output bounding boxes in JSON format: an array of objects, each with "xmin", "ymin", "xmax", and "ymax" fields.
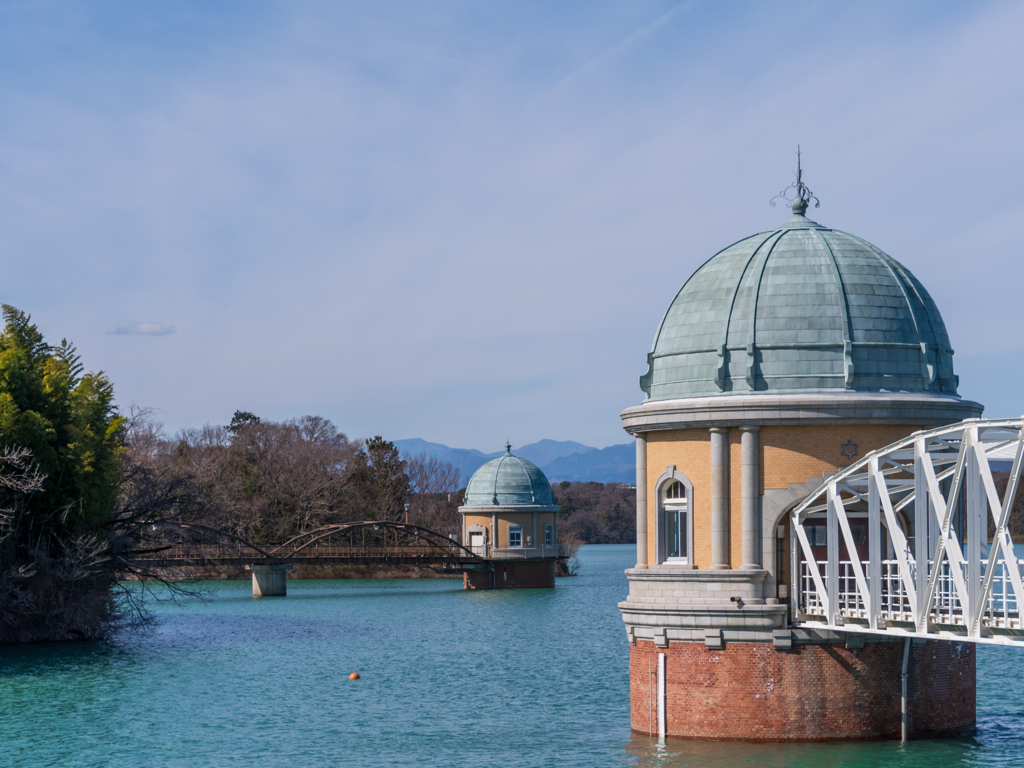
[
  {"xmin": 654, "ymin": 466, "xmax": 694, "ymax": 566},
  {"xmin": 508, "ymin": 525, "xmax": 523, "ymax": 548}
]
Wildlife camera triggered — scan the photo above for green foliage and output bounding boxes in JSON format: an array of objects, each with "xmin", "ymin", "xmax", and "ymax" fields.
[
  {"xmin": 360, "ymin": 436, "xmax": 409, "ymax": 521},
  {"xmin": 0, "ymin": 305, "xmax": 123, "ymax": 529},
  {"xmin": 227, "ymin": 410, "xmax": 261, "ymax": 434}
]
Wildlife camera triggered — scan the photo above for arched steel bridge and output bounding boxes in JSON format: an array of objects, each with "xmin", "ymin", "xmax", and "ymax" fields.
[
  {"xmin": 131, "ymin": 521, "xmax": 495, "ymax": 569},
  {"xmin": 792, "ymin": 418, "xmax": 1024, "ymax": 646}
]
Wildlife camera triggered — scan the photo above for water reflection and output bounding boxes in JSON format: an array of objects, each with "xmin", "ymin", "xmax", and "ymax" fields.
[{"xmin": 620, "ymin": 731, "xmax": 983, "ymax": 768}]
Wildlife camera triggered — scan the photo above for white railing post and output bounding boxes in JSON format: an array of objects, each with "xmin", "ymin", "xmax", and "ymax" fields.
[
  {"xmin": 914, "ymin": 438, "xmax": 930, "ymax": 632},
  {"xmin": 868, "ymin": 457, "xmax": 882, "ymax": 630},
  {"xmin": 966, "ymin": 427, "xmax": 983, "ymax": 637},
  {"xmin": 827, "ymin": 482, "xmax": 840, "ymax": 626}
]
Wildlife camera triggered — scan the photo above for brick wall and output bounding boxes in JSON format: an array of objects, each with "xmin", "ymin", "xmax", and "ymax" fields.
[
  {"xmin": 463, "ymin": 560, "xmax": 555, "ymax": 590},
  {"xmin": 629, "ymin": 638, "xmax": 975, "ymax": 741}
]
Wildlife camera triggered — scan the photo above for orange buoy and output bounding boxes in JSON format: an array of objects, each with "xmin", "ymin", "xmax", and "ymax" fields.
[{"xmin": 349, "ymin": 672, "xmax": 360, "ymax": 680}]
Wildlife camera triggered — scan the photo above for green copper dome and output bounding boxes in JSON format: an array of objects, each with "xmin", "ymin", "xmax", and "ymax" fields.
[
  {"xmin": 641, "ymin": 213, "xmax": 958, "ymax": 401},
  {"xmin": 463, "ymin": 445, "xmax": 555, "ymax": 506}
]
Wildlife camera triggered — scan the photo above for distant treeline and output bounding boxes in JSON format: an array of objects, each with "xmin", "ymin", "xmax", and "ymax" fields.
[
  {"xmin": 552, "ymin": 481, "xmax": 636, "ymax": 545},
  {"xmin": 131, "ymin": 410, "xmax": 635, "ymax": 548},
  {"xmin": 132, "ymin": 410, "xmax": 463, "ymax": 544}
]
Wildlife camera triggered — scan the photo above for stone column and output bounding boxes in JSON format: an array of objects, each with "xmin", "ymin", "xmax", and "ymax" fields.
[
  {"xmin": 532, "ymin": 510, "xmax": 538, "ymax": 550},
  {"xmin": 635, "ymin": 433, "xmax": 648, "ymax": 569},
  {"xmin": 709, "ymin": 427, "xmax": 730, "ymax": 570},
  {"xmin": 492, "ymin": 513, "xmax": 498, "ymax": 551},
  {"xmin": 740, "ymin": 425, "xmax": 761, "ymax": 569}
]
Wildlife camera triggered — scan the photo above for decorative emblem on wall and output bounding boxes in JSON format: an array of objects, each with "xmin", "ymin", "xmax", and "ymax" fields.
[{"xmin": 840, "ymin": 440, "xmax": 859, "ymax": 459}]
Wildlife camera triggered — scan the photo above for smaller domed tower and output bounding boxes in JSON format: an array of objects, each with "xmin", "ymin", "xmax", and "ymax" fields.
[{"xmin": 460, "ymin": 444, "xmax": 561, "ymax": 589}]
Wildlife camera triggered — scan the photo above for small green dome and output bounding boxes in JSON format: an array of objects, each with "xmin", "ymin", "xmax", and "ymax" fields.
[
  {"xmin": 641, "ymin": 213, "xmax": 958, "ymax": 400},
  {"xmin": 464, "ymin": 445, "xmax": 555, "ymax": 506}
]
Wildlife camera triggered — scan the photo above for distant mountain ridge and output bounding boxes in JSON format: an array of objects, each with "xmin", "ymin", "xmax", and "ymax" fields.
[{"xmin": 394, "ymin": 438, "xmax": 635, "ymax": 486}]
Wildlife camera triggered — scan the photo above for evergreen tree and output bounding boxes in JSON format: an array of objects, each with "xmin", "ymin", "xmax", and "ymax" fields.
[
  {"xmin": 0, "ymin": 305, "xmax": 124, "ymax": 641},
  {"xmin": 360, "ymin": 436, "xmax": 409, "ymax": 521}
]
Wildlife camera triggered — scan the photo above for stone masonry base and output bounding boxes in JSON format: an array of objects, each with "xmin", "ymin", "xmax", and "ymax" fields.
[
  {"xmin": 463, "ymin": 559, "xmax": 556, "ymax": 589},
  {"xmin": 630, "ymin": 637, "xmax": 975, "ymax": 741}
]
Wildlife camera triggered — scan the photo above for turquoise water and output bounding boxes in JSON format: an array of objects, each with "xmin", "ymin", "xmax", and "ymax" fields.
[{"xmin": 2, "ymin": 544, "xmax": 1024, "ymax": 767}]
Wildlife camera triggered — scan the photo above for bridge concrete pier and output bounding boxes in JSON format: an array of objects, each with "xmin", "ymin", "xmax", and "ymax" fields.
[{"xmin": 247, "ymin": 564, "xmax": 292, "ymax": 597}]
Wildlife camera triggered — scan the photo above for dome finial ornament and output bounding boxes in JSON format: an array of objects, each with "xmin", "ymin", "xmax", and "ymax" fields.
[
  {"xmin": 505, "ymin": 441, "xmax": 512, "ymax": 455},
  {"xmin": 770, "ymin": 146, "xmax": 820, "ymax": 217}
]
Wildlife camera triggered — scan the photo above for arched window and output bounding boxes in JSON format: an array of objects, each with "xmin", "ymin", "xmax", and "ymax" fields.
[
  {"xmin": 665, "ymin": 480, "xmax": 685, "ymax": 500},
  {"xmin": 656, "ymin": 471, "xmax": 693, "ymax": 565}
]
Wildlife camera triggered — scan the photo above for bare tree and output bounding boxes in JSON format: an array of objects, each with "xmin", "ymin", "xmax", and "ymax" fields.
[
  {"xmin": 172, "ymin": 414, "xmax": 364, "ymax": 543},
  {"xmin": 405, "ymin": 453, "xmax": 462, "ymax": 537}
]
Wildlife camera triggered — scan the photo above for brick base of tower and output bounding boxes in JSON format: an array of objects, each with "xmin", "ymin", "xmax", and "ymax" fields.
[
  {"xmin": 629, "ymin": 638, "xmax": 975, "ymax": 741},
  {"xmin": 463, "ymin": 559, "xmax": 556, "ymax": 589}
]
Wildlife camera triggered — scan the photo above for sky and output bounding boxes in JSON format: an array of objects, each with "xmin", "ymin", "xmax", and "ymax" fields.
[{"xmin": 0, "ymin": 0, "xmax": 1022, "ymax": 452}]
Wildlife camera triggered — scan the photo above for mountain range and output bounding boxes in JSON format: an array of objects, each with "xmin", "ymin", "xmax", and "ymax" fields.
[{"xmin": 394, "ymin": 438, "xmax": 636, "ymax": 486}]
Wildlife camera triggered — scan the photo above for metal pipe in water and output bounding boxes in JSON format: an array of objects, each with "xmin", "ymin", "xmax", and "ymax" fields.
[
  {"xmin": 658, "ymin": 652, "xmax": 666, "ymax": 740},
  {"xmin": 901, "ymin": 637, "xmax": 911, "ymax": 742}
]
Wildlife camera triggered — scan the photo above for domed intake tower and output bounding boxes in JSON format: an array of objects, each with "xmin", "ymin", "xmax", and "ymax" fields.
[
  {"xmin": 642, "ymin": 213, "xmax": 956, "ymax": 399},
  {"xmin": 460, "ymin": 445, "xmax": 560, "ymax": 589},
  {"xmin": 619, "ymin": 164, "xmax": 982, "ymax": 741}
]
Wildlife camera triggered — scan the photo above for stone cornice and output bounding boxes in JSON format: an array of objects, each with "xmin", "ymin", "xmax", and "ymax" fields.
[
  {"xmin": 626, "ymin": 567, "xmax": 767, "ymax": 583},
  {"xmin": 459, "ymin": 505, "xmax": 559, "ymax": 514},
  {"xmin": 620, "ymin": 392, "xmax": 984, "ymax": 434}
]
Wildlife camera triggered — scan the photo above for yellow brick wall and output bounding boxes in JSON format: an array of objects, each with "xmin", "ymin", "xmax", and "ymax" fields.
[
  {"xmin": 646, "ymin": 431, "xmax": 712, "ymax": 567},
  {"xmin": 646, "ymin": 423, "xmax": 926, "ymax": 568},
  {"xmin": 463, "ymin": 511, "xmax": 557, "ymax": 548}
]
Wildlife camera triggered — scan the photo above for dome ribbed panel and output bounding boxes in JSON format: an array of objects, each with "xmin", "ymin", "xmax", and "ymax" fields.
[
  {"xmin": 642, "ymin": 218, "xmax": 959, "ymax": 400},
  {"xmin": 463, "ymin": 454, "xmax": 554, "ymax": 506},
  {"xmin": 648, "ymin": 234, "xmax": 766, "ymax": 398},
  {"xmin": 754, "ymin": 230, "xmax": 845, "ymax": 391},
  {"xmin": 654, "ymin": 234, "xmax": 768, "ymax": 354}
]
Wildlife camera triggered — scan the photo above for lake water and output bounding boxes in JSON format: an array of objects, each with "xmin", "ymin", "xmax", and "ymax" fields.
[{"xmin": 3, "ymin": 544, "xmax": 1024, "ymax": 767}]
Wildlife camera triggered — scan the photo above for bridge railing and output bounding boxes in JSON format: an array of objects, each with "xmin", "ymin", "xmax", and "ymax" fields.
[
  {"xmin": 790, "ymin": 418, "xmax": 1024, "ymax": 645},
  {"xmin": 476, "ymin": 545, "xmax": 570, "ymax": 560},
  {"xmin": 134, "ymin": 543, "xmax": 482, "ymax": 563},
  {"xmin": 132, "ymin": 521, "xmax": 573, "ymax": 568},
  {"xmin": 799, "ymin": 557, "xmax": 1024, "ymax": 630}
]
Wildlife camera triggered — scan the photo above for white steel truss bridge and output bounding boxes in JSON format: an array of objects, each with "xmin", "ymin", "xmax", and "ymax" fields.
[{"xmin": 791, "ymin": 418, "xmax": 1024, "ymax": 646}]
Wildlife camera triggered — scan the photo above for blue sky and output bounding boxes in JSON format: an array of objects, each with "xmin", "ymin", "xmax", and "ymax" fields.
[{"xmin": 0, "ymin": 1, "xmax": 1021, "ymax": 450}]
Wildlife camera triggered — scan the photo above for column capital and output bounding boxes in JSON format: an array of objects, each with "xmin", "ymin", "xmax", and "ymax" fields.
[
  {"xmin": 739, "ymin": 424, "xmax": 761, "ymax": 433},
  {"xmin": 708, "ymin": 426, "xmax": 730, "ymax": 434}
]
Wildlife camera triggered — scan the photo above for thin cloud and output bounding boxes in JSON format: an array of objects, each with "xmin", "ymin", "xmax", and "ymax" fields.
[
  {"xmin": 108, "ymin": 322, "xmax": 176, "ymax": 337},
  {"xmin": 538, "ymin": 1, "xmax": 693, "ymax": 103}
]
